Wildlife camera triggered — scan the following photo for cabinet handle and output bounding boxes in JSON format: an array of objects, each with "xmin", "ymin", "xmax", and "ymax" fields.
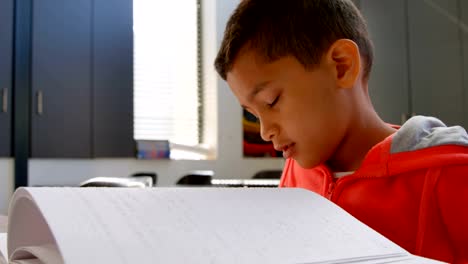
[
  {"xmin": 37, "ymin": 90, "xmax": 43, "ymax": 115},
  {"xmin": 1, "ymin": 88, "xmax": 7, "ymax": 113}
]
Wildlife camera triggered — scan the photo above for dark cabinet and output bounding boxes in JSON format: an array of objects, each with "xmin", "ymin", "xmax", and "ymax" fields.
[
  {"xmin": 31, "ymin": 0, "xmax": 134, "ymax": 158},
  {"xmin": 0, "ymin": 0, "xmax": 14, "ymax": 157},
  {"xmin": 93, "ymin": 0, "xmax": 134, "ymax": 157},
  {"xmin": 31, "ymin": 0, "xmax": 93, "ymax": 158}
]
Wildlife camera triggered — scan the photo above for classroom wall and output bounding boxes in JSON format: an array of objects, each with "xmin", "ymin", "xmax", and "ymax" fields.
[{"xmin": 0, "ymin": 0, "xmax": 285, "ymax": 215}]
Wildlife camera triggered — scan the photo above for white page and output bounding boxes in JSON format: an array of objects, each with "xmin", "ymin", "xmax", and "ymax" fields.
[
  {"xmin": 302, "ymin": 255, "xmax": 446, "ymax": 264},
  {"xmin": 7, "ymin": 194, "xmax": 58, "ymax": 263},
  {"xmin": 10, "ymin": 244, "xmax": 61, "ymax": 264},
  {"xmin": 0, "ymin": 233, "xmax": 7, "ymax": 264},
  {"xmin": 10, "ymin": 260, "xmax": 43, "ymax": 264},
  {"xmin": 9, "ymin": 187, "xmax": 408, "ymax": 264},
  {"xmin": 386, "ymin": 255, "xmax": 446, "ymax": 264}
]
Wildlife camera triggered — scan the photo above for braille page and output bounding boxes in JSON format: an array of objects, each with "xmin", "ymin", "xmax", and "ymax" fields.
[
  {"xmin": 9, "ymin": 187, "xmax": 408, "ymax": 264},
  {"xmin": 0, "ymin": 233, "xmax": 6, "ymax": 264}
]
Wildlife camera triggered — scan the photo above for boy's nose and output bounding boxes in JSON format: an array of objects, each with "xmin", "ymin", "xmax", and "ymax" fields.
[{"xmin": 259, "ymin": 120, "xmax": 277, "ymax": 142}]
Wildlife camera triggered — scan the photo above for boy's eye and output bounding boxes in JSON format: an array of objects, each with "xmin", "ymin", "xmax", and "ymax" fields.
[{"xmin": 267, "ymin": 96, "xmax": 280, "ymax": 108}]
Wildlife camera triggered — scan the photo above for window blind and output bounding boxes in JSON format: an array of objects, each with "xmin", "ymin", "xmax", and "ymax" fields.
[{"xmin": 133, "ymin": 0, "xmax": 200, "ymax": 146}]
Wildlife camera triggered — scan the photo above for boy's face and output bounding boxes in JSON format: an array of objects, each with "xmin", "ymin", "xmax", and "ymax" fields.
[{"xmin": 227, "ymin": 49, "xmax": 351, "ymax": 168}]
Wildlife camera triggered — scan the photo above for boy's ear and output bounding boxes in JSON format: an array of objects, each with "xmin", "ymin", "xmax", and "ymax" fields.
[{"xmin": 325, "ymin": 39, "xmax": 361, "ymax": 89}]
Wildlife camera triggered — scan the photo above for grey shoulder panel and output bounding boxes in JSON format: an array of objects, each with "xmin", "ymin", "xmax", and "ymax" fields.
[{"xmin": 391, "ymin": 116, "xmax": 468, "ymax": 154}]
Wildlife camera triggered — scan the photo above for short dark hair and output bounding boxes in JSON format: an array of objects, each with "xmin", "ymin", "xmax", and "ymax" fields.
[{"xmin": 214, "ymin": 0, "xmax": 373, "ymax": 81}]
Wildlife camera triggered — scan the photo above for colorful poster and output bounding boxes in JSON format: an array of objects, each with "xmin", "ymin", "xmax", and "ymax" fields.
[{"xmin": 243, "ymin": 110, "xmax": 282, "ymax": 158}]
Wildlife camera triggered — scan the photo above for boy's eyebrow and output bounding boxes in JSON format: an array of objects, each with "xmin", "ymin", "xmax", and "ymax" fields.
[
  {"xmin": 248, "ymin": 81, "xmax": 271, "ymax": 102},
  {"xmin": 240, "ymin": 81, "xmax": 271, "ymax": 110}
]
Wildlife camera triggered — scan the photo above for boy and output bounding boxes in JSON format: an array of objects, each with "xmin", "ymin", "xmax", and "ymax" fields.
[{"xmin": 214, "ymin": 0, "xmax": 468, "ymax": 263}]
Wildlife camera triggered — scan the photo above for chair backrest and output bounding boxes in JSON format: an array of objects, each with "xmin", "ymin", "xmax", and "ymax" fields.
[
  {"xmin": 80, "ymin": 172, "xmax": 157, "ymax": 188},
  {"xmin": 252, "ymin": 170, "xmax": 282, "ymax": 179}
]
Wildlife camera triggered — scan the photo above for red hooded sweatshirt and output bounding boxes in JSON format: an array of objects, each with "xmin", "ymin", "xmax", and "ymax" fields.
[{"xmin": 279, "ymin": 116, "xmax": 468, "ymax": 263}]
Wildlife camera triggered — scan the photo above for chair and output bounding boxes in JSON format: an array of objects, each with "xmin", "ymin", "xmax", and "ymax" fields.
[{"xmin": 80, "ymin": 172, "xmax": 157, "ymax": 188}]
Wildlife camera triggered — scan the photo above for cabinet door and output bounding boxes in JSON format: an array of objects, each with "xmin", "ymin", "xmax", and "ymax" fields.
[
  {"xmin": 460, "ymin": 1, "xmax": 468, "ymax": 129},
  {"xmin": 408, "ymin": 0, "xmax": 464, "ymax": 126},
  {"xmin": 93, "ymin": 0, "xmax": 135, "ymax": 157},
  {"xmin": 361, "ymin": 0, "xmax": 409, "ymax": 125},
  {"xmin": 31, "ymin": 0, "xmax": 92, "ymax": 157},
  {"xmin": 0, "ymin": 0, "xmax": 13, "ymax": 157}
]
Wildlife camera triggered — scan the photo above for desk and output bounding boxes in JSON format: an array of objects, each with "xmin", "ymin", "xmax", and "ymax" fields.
[{"xmin": 0, "ymin": 216, "xmax": 6, "ymax": 233}]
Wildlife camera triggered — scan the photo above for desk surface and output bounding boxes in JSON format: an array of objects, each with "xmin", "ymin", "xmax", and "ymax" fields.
[{"xmin": 0, "ymin": 216, "xmax": 6, "ymax": 233}]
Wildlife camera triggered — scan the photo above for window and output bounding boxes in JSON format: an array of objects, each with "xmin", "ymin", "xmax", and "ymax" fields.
[{"xmin": 133, "ymin": 1, "xmax": 201, "ymax": 147}]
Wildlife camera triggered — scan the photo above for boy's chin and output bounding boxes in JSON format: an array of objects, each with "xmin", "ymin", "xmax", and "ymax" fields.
[{"xmin": 294, "ymin": 157, "xmax": 320, "ymax": 169}]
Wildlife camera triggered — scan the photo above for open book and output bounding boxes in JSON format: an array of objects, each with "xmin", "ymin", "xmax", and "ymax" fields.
[{"xmin": 0, "ymin": 187, "xmax": 444, "ymax": 264}]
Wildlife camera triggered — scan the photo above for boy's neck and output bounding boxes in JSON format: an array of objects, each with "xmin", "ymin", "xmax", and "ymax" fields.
[{"xmin": 326, "ymin": 93, "xmax": 397, "ymax": 172}]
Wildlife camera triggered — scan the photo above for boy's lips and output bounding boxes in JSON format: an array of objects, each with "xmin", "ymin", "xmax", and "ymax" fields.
[{"xmin": 275, "ymin": 143, "xmax": 296, "ymax": 159}]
